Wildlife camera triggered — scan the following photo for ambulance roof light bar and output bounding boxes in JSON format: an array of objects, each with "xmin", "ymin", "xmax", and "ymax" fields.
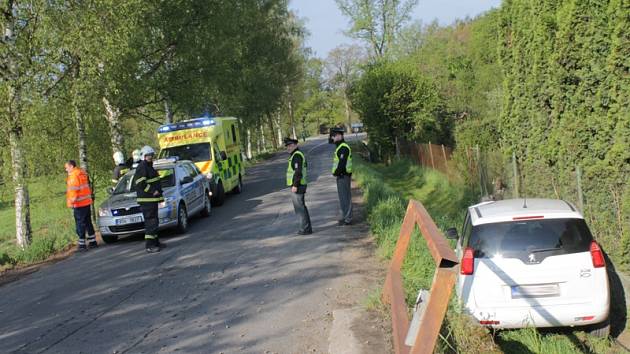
[{"xmin": 157, "ymin": 116, "xmax": 216, "ymax": 133}]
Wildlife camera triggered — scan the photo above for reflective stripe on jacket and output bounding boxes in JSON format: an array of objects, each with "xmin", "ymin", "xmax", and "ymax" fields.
[
  {"xmin": 66, "ymin": 168, "xmax": 93, "ymax": 208},
  {"xmin": 134, "ymin": 160, "xmax": 164, "ymax": 203},
  {"xmin": 286, "ymin": 150, "xmax": 307, "ymax": 186}
]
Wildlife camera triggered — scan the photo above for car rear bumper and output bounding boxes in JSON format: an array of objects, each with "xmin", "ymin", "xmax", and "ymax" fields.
[{"xmin": 466, "ymin": 301, "xmax": 610, "ymax": 328}]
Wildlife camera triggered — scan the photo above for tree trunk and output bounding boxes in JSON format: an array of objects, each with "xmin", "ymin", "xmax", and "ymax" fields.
[
  {"xmin": 267, "ymin": 115, "xmax": 278, "ymax": 150},
  {"xmin": 288, "ymin": 100, "xmax": 297, "ymax": 139},
  {"xmin": 5, "ymin": 0, "xmax": 32, "ymax": 249},
  {"xmin": 246, "ymin": 128, "xmax": 253, "ymax": 159},
  {"xmin": 74, "ymin": 96, "xmax": 97, "ymax": 225},
  {"xmin": 259, "ymin": 123, "xmax": 267, "ymax": 152},
  {"xmin": 276, "ymin": 111, "xmax": 283, "ymax": 147},
  {"xmin": 343, "ymin": 92, "xmax": 352, "ymax": 132},
  {"xmin": 164, "ymin": 99, "xmax": 173, "ymax": 124},
  {"xmin": 9, "ymin": 125, "xmax": 32, "ymax": 249},
  {"xmin": 74, "ymin": 103, "xmax": 89, "ymax": 171},
  {"xmin": 102, "ymin": 97, "xmax": 124, "ymax": 156}
]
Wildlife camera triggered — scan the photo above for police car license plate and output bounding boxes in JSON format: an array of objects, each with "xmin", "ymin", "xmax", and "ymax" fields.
[{"xmin": 115, "ymin": 216, "xmax": 143, "ymax": 225}]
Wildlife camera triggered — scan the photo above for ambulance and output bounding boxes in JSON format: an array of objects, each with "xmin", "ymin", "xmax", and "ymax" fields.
[{"xmin": 157, "ymin": 115, "xmax": 244, "ymax": 206}]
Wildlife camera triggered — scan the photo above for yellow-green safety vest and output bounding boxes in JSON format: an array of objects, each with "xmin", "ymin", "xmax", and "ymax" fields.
[
  {"xmin": 332, "ymin": 142, "xmax": 352, "ymax": 174},
  {"xmin": 286, "ymin": 150, "xmax": 307, "ymax": 186}
]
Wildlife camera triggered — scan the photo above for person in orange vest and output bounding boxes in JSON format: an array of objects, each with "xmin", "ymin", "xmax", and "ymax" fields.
[{"xmin": 65, "ymin": 160, "xmax": 97, "ymax": 251}]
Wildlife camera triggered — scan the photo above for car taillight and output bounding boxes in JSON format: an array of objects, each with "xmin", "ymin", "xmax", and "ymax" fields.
[
  {"xmin": 575, "ymin": 316, "xmax": 595, "ymax": 321},
  {"xmin": 461, "ymin": 247, "xmax": 474, "ymax": 275},
  {"xmin": 479, "ymin": 320, "xmax": 500, "ymax": 325},
  {"xmin": 590, "ymin": 241, "xmax": 605, "ymax": 268}
]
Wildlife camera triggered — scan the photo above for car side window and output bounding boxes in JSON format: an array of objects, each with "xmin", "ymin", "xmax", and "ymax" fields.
[
  {"xmin": 461, "ymin": 212, "xmax": 473, "ymax": 247},
  {"xmin": 177, "ymin": 166, "xmax": 190, "ymax": 184},
  {"xmin": 182, "ymin": 163, "xmax": 198, "ymax": 177}
]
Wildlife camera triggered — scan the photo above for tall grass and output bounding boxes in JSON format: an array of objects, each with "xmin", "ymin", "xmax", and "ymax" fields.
[{"xmin": 0, "ymin": 174, "xmax": 108, "ymax": 271}]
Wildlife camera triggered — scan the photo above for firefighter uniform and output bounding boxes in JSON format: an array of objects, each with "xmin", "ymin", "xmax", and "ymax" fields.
[
  {"xmin": 112, "ymin": 164, "xmax": 129, "ymax": 185},
  {"xmin": 331, "ymin": 128, "xmax": 353, "ymax": 225},
  {"xmin": 66, "ymin": 162, "xmax": 97, "ymax": 250},
  {"xmin": 285, "ymin": 138, "xmax": 312, "ymax": 235},
  {"xmin": 134, "ymin": 155, "xmax": 164, "ymax": 252},
  {"xmin": 112, "ymin": 151, "xmax": 129, "ymax": 185}
]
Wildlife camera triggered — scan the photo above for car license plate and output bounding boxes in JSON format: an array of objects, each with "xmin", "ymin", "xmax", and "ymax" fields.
[
  {"xmin": 511, "ymin": 284, "xmax": 559, "ymax": 298},
  {"xmin": 115, "ymin": 216, "xmax": 143, "ymax": 225}
]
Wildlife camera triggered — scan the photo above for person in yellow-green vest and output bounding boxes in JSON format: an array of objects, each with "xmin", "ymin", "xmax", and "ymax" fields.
[
  {"xmin": 285, "ymin": 137, "xmax": 312, "ymax": 235},
  {"xmin": 330, "ymin": 127, "xmax": 352, "ymax": 226}
]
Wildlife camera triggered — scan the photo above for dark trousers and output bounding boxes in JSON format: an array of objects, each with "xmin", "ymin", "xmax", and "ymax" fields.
[
  {"xmin": 73, "ymin": 205, "xmax": 95, "ymax": 246},
  {"xmin": 291, "ymin": 190, "xmax": 312, "ymax": 233},
  {"xmin": 140, "ymin": 203, "xmax": 160, "ymax": 248},
  {"xmin": 336, "ymin": 175, "xmax": 353, "ymax": 223}
]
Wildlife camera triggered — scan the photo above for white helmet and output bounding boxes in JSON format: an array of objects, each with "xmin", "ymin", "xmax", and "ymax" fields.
[
  {"xmin": 132, "ymin": 149, "xmax": 142, "ymax": 162},
  {"xmin": 113, "ymin": 151, "xmax": 125, "ymax": 165},
  {"xmin": 140, "ymin": 145, "xmax": 156, "ymax": 158}
]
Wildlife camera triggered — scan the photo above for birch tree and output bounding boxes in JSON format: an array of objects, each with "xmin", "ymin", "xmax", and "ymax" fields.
[
  {"xmin": 335, "ymin": 0, "xmax": 418, "ymax": 58},
  {"xmin": 0, "ymin": 0, "xmax": 45, "ymax": 248},
  {"xmin": 326, "ymin": 44, "xmax": 366, "ymax": 130}
]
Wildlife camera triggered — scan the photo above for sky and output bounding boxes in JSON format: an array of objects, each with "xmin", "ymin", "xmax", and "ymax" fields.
[{"xmin": 288, "ymin": 0, "xmax": 502, "ymax": 58}]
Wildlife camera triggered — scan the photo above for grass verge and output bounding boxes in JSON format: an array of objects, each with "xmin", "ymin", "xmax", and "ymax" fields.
[
  {"xmin": 352, "ymin": 154, "xmax": 623, "ymax": 353},
  {"xmin": 0, "ymin": 175, "xmax": 108, "ymax": 272}
]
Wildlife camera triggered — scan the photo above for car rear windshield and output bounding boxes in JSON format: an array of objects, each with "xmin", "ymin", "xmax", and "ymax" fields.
[
  {"xmin": 469, "ymin": 218, "xmax": 593, "ymax": 260},
  {"xmin": 160, "ymin": 143, "xmax": 211, "ymax": 163}
]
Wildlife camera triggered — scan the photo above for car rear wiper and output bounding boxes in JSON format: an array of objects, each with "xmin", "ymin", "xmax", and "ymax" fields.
[{"xmin": 528, "ymin": 247, "xmax": 562, "ymax": 254}]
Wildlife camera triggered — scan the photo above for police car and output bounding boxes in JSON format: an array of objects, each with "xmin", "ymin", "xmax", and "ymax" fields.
[
  {"xmin": 448, "ymin": 199, "xmax": 610, "ymax": 337},
  {"xmin": 97, "ymin": 158, "xmax": 211, "ymax": 243}
]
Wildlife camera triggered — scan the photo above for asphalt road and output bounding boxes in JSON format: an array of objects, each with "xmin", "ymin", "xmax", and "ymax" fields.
[{"xmin": 0, "ymin": 134, "xmax": 386, "ymax": 354}]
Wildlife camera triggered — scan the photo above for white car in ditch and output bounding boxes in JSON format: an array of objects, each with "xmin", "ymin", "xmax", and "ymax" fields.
[{"xmin": 447, "ymin": 198, "xmax": 610, "ymax": 336}]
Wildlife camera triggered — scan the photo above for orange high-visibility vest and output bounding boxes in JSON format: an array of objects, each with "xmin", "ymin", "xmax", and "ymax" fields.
[{"xmin": 66, "ymin": 168, "xmax": 93, "ymax": 208}]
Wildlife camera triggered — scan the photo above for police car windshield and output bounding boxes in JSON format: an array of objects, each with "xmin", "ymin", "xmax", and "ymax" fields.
[
  {"xmin": 156, "ymin": 168, "xmax": 176, "ymax": 188},
  {"xmin": 469, "ymin": 218, "xmax": 593, "ymax": 262},
  {"xmin": 160, "ymin": 143, "xmax": 211, "ymax": 163},
  {"xmin": 112, "ymin": 169, "xmax": 175, "ymax": 195},
  {"xmin": 113, "ymin": 174, "xmax": 134, "ymax": 195}
]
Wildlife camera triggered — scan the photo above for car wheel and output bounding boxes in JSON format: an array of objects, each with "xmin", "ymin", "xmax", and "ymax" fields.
[
  {"xmin": 101, "ymin": 235, "xmax": 118, "ymax": 244},
  {"xmin": 233, "ymin": 175, "xmax": 243, "ymax": 194},
  {"xmin": 587, "ymin": 319, "xmax": 610, "ymax": 338},
  {"xmin": 211, "ymin": 181, "xmax": 225, "ymax": 207},
  {"xmin": 176, "ymin": 204, "xmax": 188, "ymax": 234},
  {"xmin": 201, "ymin": 191, "xmax": 211, "ymax": 217}
]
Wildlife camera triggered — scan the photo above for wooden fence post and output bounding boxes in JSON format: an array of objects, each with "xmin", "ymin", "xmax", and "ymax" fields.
[
  {"xmin": 429, "ymin": 142, "xmax": 435, "ymax": 170},
  {"xmin": 441, "ymin": 144, "xmax": 448, "ymax": 174}
]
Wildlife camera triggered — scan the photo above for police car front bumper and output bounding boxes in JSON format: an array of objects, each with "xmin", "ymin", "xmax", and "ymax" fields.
[{"xmin": 98, "ymin": 204, "xmax": 178, "ymax": 236}]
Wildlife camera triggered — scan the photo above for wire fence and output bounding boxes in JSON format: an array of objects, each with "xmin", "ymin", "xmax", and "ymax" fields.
[
  {"xmin": 398, "ymin": 141, "xmax": 453, "ymax": 177},
  {"xmin": 398, "ymin": 140, "xmax": 629, "ymax": 269}
]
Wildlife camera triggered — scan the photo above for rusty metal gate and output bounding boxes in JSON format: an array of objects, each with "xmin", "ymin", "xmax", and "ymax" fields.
[{"xmin": 382, "ymin": 200, "xmax": 459, "ymax": 354}]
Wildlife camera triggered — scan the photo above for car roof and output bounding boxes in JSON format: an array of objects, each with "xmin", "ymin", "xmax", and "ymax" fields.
[
  {"xmin": 469, "ymin": 198, "xmax": 583, "ymax": 226},
  {"xmin": 153, "ymin": 159, "xmax": 193, "ymax": 169}
]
